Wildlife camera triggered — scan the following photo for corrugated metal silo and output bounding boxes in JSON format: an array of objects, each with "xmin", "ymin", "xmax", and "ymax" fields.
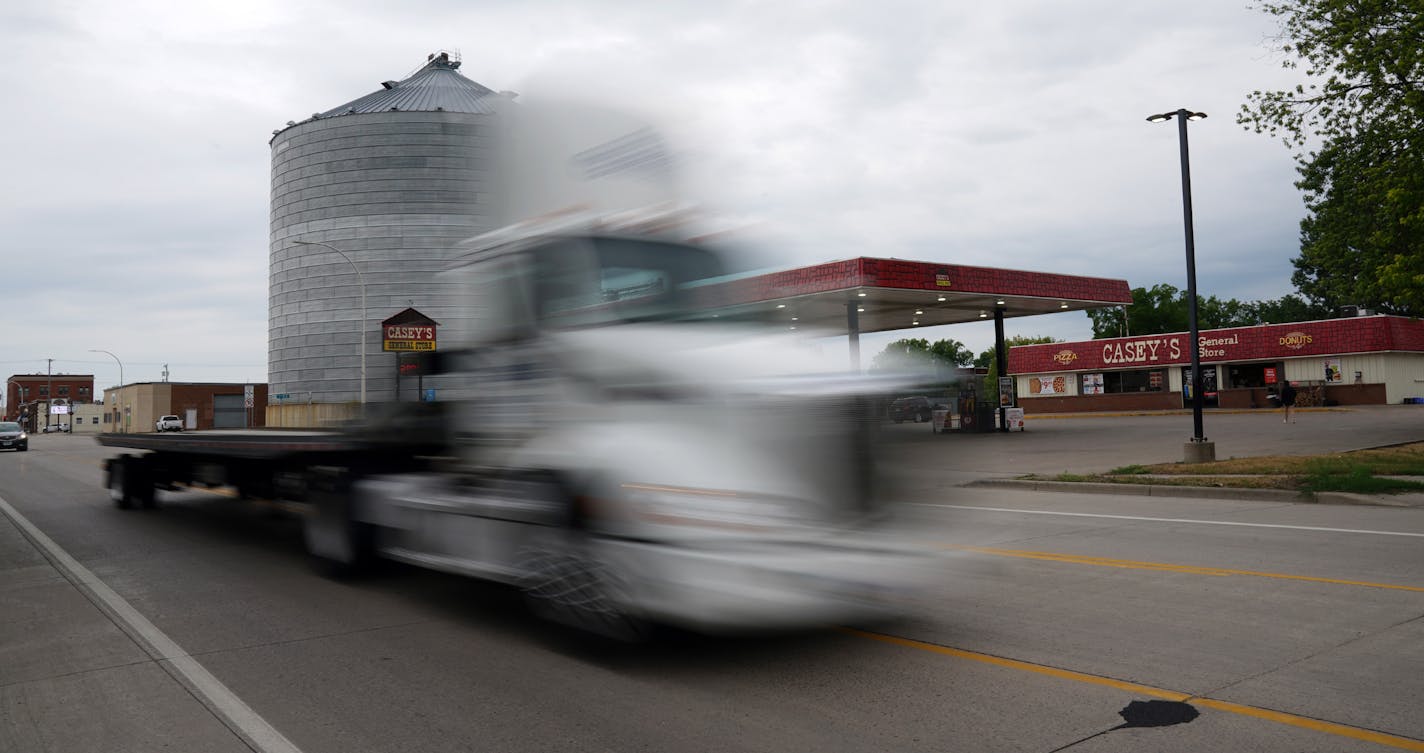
[{"xmin": 268, "ymin": 52, "xmax": 503, "ymax": 408}]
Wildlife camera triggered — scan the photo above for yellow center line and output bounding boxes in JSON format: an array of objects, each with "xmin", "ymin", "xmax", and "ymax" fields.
[
  {"xmin": 949, "ymin": 545, "xmax": 1424, "ymax": 593},
  {"xmin": 845, "ymin": 629, "xmax": 1424, "ymax": 752}
]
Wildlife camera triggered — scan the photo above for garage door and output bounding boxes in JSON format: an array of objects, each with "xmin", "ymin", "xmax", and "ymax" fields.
[{"xmin": 213, "ymin": 394, "xmax": 246, "ymax": 428}]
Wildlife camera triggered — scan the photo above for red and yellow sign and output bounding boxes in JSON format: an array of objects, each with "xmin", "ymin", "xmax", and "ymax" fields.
[{"xmin": 383, "ymin": 324, "xmax": 436, "ymax": 352}]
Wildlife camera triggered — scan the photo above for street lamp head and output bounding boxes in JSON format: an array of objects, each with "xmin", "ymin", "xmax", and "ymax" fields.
[{"xmin": 1146, "ymin": 110, "xmax": 1207, "ymax": 123}]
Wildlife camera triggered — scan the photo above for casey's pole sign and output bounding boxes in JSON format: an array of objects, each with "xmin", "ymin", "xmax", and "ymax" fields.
[{"xmin": 383, "ymin": 324, "xmax": 436, "ymax": 352}]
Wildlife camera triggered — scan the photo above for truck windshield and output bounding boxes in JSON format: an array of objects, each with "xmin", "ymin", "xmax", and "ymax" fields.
[{"xmin": 533, "ymin": 237, "xmax": 726, "ymax": 328}]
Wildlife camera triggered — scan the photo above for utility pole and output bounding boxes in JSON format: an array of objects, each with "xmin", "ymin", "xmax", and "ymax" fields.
[{"xmin": 46, "ymin": 358, "xmax": 53, "ymax": 431}]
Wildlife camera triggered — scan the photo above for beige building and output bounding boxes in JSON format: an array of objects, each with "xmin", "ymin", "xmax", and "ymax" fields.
[
  {"xmin": 71, "ymin": 403, "xmax": 105, "ymax": 434},
  {"xmin": 100, "ymin": 382, "xmax": 269, "ymax": 433}
]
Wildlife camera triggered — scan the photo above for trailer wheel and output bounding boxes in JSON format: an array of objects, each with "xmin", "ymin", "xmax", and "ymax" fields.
[
  {"xmin": 108, "ymin": 457, "xmax": 155, "ymax": 510},
  {"xmin": 108, "ymin": 458, "xmax": 134, "ymax": 510},
  {"xmin": 303, "ymin": 467, "xmax": 375, "ymax": 578}
]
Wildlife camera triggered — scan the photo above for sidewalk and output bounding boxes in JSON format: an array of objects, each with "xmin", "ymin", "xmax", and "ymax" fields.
[
  {"xmin": 0, "ymin": 496, "xmax": 257, "ymax": 752},
  {"xmin": 879, "ymin": 404, "xmax": 1424, "ymax": 505}
]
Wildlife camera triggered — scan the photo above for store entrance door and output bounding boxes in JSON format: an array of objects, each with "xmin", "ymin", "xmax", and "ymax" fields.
[{"xmin": 1182, "ymin": 366, "xmax": 1219, "ymax": 408}]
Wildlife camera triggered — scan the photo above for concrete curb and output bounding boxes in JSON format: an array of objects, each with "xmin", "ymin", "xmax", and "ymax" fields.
[
  {"xmin": 966, "ymin": 478, "xmax": 1421, "ymax": 507},
  {"xmin": 1024, "ymin": 407, "xmax": 1350, "ymax": 420}
]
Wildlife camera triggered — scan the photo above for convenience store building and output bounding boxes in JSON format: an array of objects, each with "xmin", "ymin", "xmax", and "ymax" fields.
[{"xmin": 1008, "ymin": 315, "xmax": 1424, "ymax": 413}]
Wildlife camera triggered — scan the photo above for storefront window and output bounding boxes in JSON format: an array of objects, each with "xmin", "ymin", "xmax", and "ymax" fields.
[
  {"xmin": 1082, "ymin": 370, "xmax": 1164, "ymax": 394},
  {"xmin": 1227, "ymin": 363, "xmax": 1282, "ymax": 388}
]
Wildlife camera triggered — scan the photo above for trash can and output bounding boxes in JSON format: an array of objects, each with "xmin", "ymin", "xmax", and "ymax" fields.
[
  {"xmin": 975, "ymin": 401, "xmax": 996, "ymax": 433},
  {"xmin": 931, "ymin": 408, "xmax": 951, "ymax": 434}
]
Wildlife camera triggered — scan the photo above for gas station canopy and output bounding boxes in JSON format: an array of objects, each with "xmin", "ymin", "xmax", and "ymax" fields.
[{"xmin": 701, "ymin": 257, "xmax": 1133, "ymax": 334}]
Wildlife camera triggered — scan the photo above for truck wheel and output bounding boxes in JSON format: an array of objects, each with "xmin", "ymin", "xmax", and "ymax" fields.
[
  {"xmin": 302, "ymin": 468, "xmax": 375, "ymax": 578},
  {"xmin": 519, "ymin": 530, "xmax": 650, "ymax": 643}
]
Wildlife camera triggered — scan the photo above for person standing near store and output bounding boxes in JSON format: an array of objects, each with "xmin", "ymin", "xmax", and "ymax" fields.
[{"xmin": 1280, "ymin": 379, "xmax": 1298, "ymax": 423}]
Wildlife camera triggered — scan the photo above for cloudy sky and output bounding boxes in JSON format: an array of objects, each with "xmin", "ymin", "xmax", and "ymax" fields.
[{"xmin": 2, "ymin": 0, "xmax": 1309, "ymax": 402}]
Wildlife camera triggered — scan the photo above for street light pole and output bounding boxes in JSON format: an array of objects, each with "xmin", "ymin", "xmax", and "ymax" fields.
[
  {"xmin": 294, "ymin": 240, "xmax": 367, "ymax": 406},
  {"xmin": 89, "ymin": 349, "xmax": 125, "ymax": 433},
  {"xmin": 1147, "ymin": 108, "xmax": 1214, "ymax": 462}
]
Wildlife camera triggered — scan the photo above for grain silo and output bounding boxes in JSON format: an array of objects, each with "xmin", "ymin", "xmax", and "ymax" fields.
[{"xmin": 267, "ymin": 51, "xmax": 504, "ymax": 420}]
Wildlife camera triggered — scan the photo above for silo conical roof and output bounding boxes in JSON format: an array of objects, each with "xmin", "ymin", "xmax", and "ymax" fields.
[{"xmin": 317, "ymin": 51, "xmax": 501, "ymax": 118}]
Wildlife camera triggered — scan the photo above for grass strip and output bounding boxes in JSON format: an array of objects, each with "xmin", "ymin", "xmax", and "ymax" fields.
[{"xmin": 1028, "ymin": 442, "xmax": 1424, "ymax": 495}]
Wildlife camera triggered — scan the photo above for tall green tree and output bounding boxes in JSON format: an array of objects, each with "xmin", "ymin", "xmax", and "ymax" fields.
[
  {"xmin": 1243, "ymin": 293, "xmax": 1334, "ymax": 323},
  {"xmin": 1239, "ymin": 0, "xmax": 1424, "ymax": 314},
  {"xmin": 1086, "ymin": 285, "xmax": 1333, "ymax": 338},
  {"xmin": 871, "ymin": 338, "xmax": 975, "ymax": 371},
  {"xmin": 974, "ymin": 335, "xmax": 1060, "ymax": 397}
]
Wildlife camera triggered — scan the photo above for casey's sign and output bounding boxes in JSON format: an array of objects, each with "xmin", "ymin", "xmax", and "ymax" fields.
[
  {"xmin": 384, "ymin": 325, "xmax": 435, "ymax": 341},
  {"xmin": 1101, "ymin": 336, "xmax": 1183, "ymax": 365},
  {"xmin": 383, "ymin": 324, "xmax": 437, "ymax": 352}
]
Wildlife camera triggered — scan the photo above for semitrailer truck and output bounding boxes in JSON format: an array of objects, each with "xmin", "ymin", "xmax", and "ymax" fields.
[{"xmin": 99, "ymin": 104, "xmax": 933, "ymax": 639}]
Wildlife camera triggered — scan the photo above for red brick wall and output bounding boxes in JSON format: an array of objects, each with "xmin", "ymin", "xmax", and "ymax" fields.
[
  {"xmin": 1019, "ymin": 392, "xmax": 1181, "ymax": 413},
  {"xmin": 1323, "ymin": 383, "xmax": 1388, "ymax": 405},
  {"xmin": 168, "ymin": 384, "xmax": 268, "ymax": 429},
  {"xmin": 1022, "ymin": 384, "xmax": 1387, "ymax": 413}
]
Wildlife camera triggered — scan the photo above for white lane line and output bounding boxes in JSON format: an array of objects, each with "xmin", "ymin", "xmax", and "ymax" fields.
[
  {"xmin": 0, "ymin": 493, "xmax": 304, "ymax": 753},
  {"xmin": 913, "ymin": 503, "xmax": 1424, "ymax": 538}
]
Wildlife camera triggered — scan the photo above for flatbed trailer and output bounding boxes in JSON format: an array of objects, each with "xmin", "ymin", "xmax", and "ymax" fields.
[{"xmin": 97, "ymin": 420, "xmax": 444, "ymax": 510}]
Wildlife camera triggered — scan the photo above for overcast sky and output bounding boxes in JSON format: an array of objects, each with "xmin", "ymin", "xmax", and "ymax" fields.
[{"xmin": 2, "ymin": 0, "xmax": 1309, "ymax": 401}]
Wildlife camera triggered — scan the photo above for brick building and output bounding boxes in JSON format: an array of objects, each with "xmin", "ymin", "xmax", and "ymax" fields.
[
  {"xmin": 101, "ymin": 382, "xmax": 269, "ymax": 433},
  {"xmin": 1009, "ymin": 315, "xmax": 1424, "ymax": 412},
  {"xmin": 5, "ymin": 373, "xmax": 95, "ymax": 429}
]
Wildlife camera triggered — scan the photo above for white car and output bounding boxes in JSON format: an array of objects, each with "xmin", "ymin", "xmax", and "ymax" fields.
[{"xmin": 155, "ymin": 415, "xmax": 183, "ymax": 432}]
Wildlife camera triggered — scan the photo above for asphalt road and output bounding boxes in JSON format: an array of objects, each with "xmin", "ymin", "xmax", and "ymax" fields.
[{"xmin": 3, "ymin": 425, "xmax": 1423, "ymax": 753}]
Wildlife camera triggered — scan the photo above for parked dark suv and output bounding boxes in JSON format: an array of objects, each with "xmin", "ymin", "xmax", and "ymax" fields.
[{"xmin": 889, "ymin": 396, "xmax": 932, "ymax": 423}]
